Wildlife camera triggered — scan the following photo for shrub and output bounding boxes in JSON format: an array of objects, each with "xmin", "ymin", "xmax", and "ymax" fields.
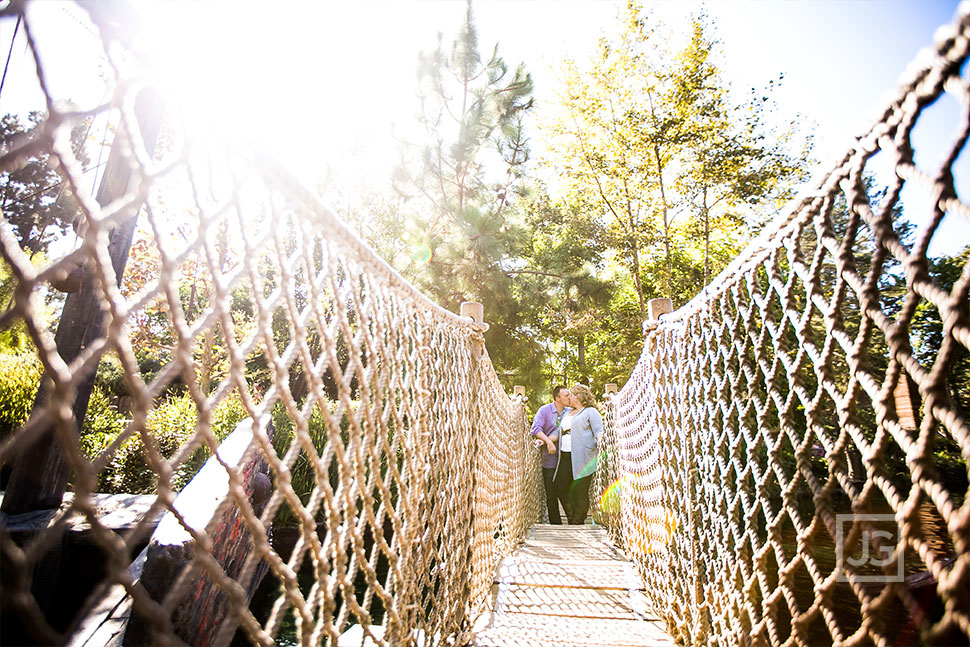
[
  {"xmin": 0, "ymin": 352, "xmax": 42, "ymax": 437},
  {"xmin": 177, "ymin": 392, "xmax": 252, "ymax": 488},
  {"xmin": 106, "ymin": 392, "xmax": 198, "ymax": 494},
  {"xmin": 101, "ymin": 391, "xmax": 256, "ymax": 494},
  {"xmin": 212, "ymin": 392, "xmax": 249, "ymax": 440},
  {"xmin": 80, "ymin": 386, "xmax": 128, "ymax": 491},
  {"xmin": 269, "ymin": 397, "xmax": 366, "ymax": 526},
  {"xmin": 80, "ymin": 386, "xmax": 127, "ymax": 457},
  {"xmin": 135, "ymin": 349, "xmax": 165, "ymax": 388},
  {"xmin": 94, "ymin": 354, "xmax": 128, "ymax": 399}
]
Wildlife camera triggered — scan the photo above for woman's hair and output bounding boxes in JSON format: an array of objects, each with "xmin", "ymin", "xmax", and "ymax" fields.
[{"xmin": 570, "ymin": 384, "xmax": 597, "ymax": 409}]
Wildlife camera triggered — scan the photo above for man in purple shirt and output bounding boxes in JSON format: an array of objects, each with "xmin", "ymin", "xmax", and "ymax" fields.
[{"xmin": 531, "ymin": 385, "xmax": 572, "ymax": 524}]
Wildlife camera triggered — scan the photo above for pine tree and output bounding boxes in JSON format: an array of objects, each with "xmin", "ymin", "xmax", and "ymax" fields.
[
  {"xmin": 390, "ymin": 0, "xmax": 552, "ymax": 395},
  {"xmin": 394, "ymin": 0, "xmax": 533, "ymax": 307}
]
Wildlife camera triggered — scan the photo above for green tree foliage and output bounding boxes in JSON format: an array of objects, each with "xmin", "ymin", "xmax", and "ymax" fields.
[
  {"xmin": 0, "ymin": 112, "xmax": 90, "ymax": 255},
  {"xmin": 542, "ymin": 4, "xmax": 808, "ymax": 310},
  {"xmin": 909, "ymin": 245, "xmax": 970, "ymax": 418},
  {"xmin": 511, "ymin": 190, "xmax": 616, "ymax": 390},
  {"xmin": 0, "ymin": 254, "xmax": 57, "ymax": 353},
  {"xmin": 671, "ymin": 19, "xmax": 809, "ymax": 285},
  {"xmin": 395, "ymin": 0, "xmax": 533, "ymax": 301},
  {"xmin": 391, "ymin": 0, "xmax": 550, "ymax": 394},
  {"xmin": 534, "ymin": 3, "xmax": 810, "ymax": 393}
]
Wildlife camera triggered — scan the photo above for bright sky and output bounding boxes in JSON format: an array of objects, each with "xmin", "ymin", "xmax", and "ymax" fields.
[{"xmin": 1, "ymin": 0, "xmax": 966, "ymax": 254}]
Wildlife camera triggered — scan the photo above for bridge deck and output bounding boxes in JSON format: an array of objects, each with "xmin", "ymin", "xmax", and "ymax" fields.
[{"xmin": 471, "ymin": 524, "xmax": 675, "ymax": 646}]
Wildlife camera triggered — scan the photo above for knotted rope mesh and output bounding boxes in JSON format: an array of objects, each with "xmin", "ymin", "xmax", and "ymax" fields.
[
  {"xmin": 597, "ymin": 7, "xmax": 970, "ymax": 646},
  {"xmin": 0, "ymin": 3, "xmax": 540, "ymax": 645}
]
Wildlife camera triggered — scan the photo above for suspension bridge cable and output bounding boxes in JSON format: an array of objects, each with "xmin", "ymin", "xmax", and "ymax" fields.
[{"xmin": 0, "ymin": 12, "xmax": 22, "ymax": 102}]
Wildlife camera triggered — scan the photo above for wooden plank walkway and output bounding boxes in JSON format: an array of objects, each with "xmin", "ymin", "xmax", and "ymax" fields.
[{"xmin": 471, "ymin": 524, "xmax": 675, "ymax": 646}]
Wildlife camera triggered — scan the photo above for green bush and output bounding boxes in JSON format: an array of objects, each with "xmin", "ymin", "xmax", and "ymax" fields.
[
  {"xmin": 100, "ymin": 391, "xmax": 256, "ymax": 494},
  {"xmin": 177, "ymin": 393, "xmax": 252, "ymax": 488},
  {"xmin": 105, "ymin": 392, "xmax": 198, "ymax": 493},
  {"xmin": 212, "ymin": 392, "xmax": 249, "ymax": 439},
  {"xmin": 0, "ymin": 352, "xmax": 42, "ymax": 437},
  {"xmin": 94, "ymin": 354, "xmax": 128, "ymax": 399},
  {"xmin": 268, "ymin": 398, "xmax": 369, "ymax": 526},
  {"xmin": 135, "ymin": 349, "xmax": 165, "ymax": 388},
  {"xmin": 79, "ymin": 386, "xmax": 128, "ymax": 491},
  {"xmin": 80, "ymin": 386, "xmax": 127, "ymax": 456}
]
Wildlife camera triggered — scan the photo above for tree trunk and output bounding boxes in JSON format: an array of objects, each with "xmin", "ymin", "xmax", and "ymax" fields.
[
  {"xmin": 654, "ymin": 141, "xmax": 672, "ymax": 299},
  {"xmin": 629, "ymin": 239, "xmax": 646, "ymax": 319},
  {"xmin": 703, "ymin": 184, "xmax": 711, "ymax": 286},
  {"xmin": 577, "ymin": 333, "xmax": 586, "ymax": 382},
  {"xmin": 1, "ymin": 88, "xmax": 164, "ymax": 514},
  {"xmin": 647, "ymin": 92, "xmax": 673, "ymax": 299}
]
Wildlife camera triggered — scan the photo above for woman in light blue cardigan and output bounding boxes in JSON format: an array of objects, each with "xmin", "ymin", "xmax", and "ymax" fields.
[{"xmin": 552, "ymin": 384, "xmax": 604, "ymax": 524}]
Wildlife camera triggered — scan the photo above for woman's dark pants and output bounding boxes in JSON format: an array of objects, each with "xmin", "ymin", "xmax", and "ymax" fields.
[{"xmin": 568, "ymin": 474, "xmax": 594, "ymax": 524}]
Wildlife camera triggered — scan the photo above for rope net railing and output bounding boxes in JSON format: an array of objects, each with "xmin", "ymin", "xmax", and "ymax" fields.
[
  {"xmin": 596, "ymin": 7, "xmax": 970, "ymax": 646},
  {"xmin": 0, "ymin": 3, "xmax": 541, "ymax": 645}
]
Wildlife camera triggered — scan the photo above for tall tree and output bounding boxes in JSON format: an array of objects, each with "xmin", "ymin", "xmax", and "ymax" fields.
[
  {"xmin": 391, "ymin": 0, "xmax": 550, "ymax": 395},
  {"xmin": 394, "ymin": 0, "xmax": 533, "ymax": 305},
  {"xmin": 0, "ymin": 112, "xmax": 90, "ymax": 255},
  {"xmin": 542, "ymin": 3, "xmax": 809, "ymax": 310},
  {"xmin": 542, "ymin": 4, "xmax": 680, "ymax": 314},
  {"xmin": 512, "ymin": 188, "xmax": 614, "ymax": 392},
  {"xmin": 671, "ymin": 19, "xmax": 808, "ymax": 285}
]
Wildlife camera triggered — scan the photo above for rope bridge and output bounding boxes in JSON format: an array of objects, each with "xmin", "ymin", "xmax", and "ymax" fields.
[
  {"xmin": 0, "ymin": 2, "xmax": 968, "ymax": 647},
  {"xmin": 0, "ymin": 4, "xmax": 540, "ymax": 645},
  {"xmin": 595, "ymin": 6, "xmax": 970, "ymax": 645}
]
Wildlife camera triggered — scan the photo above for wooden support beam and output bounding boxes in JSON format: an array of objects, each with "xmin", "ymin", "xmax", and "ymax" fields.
[
  {"xmin": 2, "ymin": 88, "xmax": 164, "ymax": 514},
  {"xmin": 121, "ymin": 419, "xmax": 274, "ymax": 647},
  {"xmin": 893, "ymin": 371, "xmax": 921, "ymax": 431}
]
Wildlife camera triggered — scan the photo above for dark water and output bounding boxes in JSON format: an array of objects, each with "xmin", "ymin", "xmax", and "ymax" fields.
[{"xmin": 231, "ymin": 526, "xmax": 390, "ymax": 646}]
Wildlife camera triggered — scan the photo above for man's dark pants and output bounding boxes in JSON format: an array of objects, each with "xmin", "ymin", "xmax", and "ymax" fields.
[{"xmin": 542, "ymin": 466, "xmax": 571, "ymax": 524}]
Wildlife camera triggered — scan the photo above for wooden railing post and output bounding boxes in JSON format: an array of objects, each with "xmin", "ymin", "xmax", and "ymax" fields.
[
  {"xmin": 460, "ymin": 301, "xmax": 485, "ymax": 324},
  {"xmin": 647, "ymin": 297, "xmax": 673, "ymax": 321}
]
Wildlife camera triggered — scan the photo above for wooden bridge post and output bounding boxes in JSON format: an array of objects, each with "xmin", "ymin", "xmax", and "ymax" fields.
[
  {"xmin": 893, "ymin": 370, "xmax": 921, "ymax": 431},
  {"xmin": 120, "ymin": 419, "xmax": 275, "ymax": 647},
  {"xmin": 461, "ymin": 301, "xmax": 485, "ymax": 324},
  {"xmin": 647, "ymin": 297, "xmax": 673, "ymax": 321}
]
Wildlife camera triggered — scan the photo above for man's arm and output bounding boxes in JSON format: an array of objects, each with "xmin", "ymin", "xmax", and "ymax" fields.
[
  {"xmin": 531, "ymin": 406, "xmax": 557, "ymax": 453},
  {"xmin": 530, "ymin": 404, "xmax": 549, "ymax": 436}
]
